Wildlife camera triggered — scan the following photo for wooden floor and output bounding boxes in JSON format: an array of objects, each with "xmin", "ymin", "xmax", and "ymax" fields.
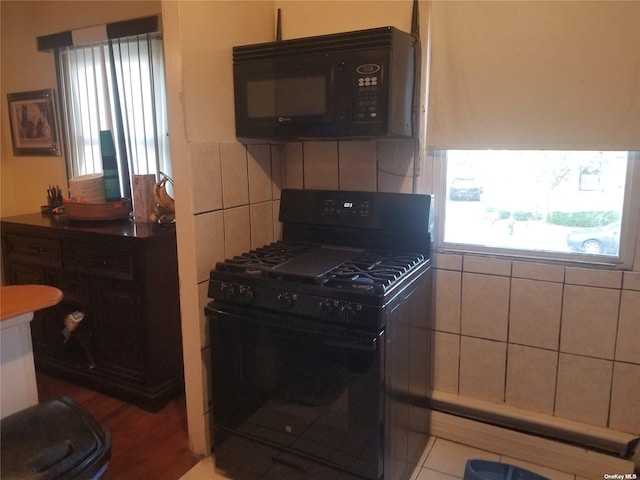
[{"xmin": 36, "ymin": 372, "xmax": 202, "ymax": 480}]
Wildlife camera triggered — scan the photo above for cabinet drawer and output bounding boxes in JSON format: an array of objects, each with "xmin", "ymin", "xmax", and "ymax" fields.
[
  {"xmin": 47, "ymin": 271, "xmax": 90, "ymax": 306},
  {"xmin": 5, "ymin": 234, "xmax": 61, "ymax": 268},
  {"xmin": 62, "ymin": 243, "xmax": 133, "ymax": 280}
]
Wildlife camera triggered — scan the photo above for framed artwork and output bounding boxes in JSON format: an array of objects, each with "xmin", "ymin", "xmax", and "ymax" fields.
[{"xmin": 7, "ymin": 89, "xmax": 61, "ymax": 156}]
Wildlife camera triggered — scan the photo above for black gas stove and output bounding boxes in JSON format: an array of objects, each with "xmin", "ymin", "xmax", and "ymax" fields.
[
  {"xmin": 209, "ymin": 241, "xmax": 429, "ymax": 330},
  {"xmin": 208, "ymin": 189, "xmax": 432, "ymax": 330},
  {"xmin": 207, "ymin": 189, "xmax": 433, "ymax": 480}
]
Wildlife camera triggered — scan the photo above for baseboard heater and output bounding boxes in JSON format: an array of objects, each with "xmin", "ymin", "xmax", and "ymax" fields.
[{"xmin": 429, "ymin": 390, "xmax": 639, "ymax": 460}]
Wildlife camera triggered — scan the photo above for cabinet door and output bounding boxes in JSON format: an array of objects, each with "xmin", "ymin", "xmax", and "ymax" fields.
[
  {"xmin": 6, "ymin": 263, "xmax": 45, "ymax": 285},
  {"xmin": 91, "ymin": 279, "xmax": 145, "ymax": 382}
]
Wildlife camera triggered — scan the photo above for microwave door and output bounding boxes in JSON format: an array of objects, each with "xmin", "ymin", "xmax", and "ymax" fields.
[{"xmin": 234, "ymin": 63, "xmax": 340, "ymax": 139}]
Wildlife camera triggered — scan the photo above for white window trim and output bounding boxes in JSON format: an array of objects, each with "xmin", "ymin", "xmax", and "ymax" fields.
[{"xmin": 431, "ymin": 150, "xmax": 640, "ymax": 270}]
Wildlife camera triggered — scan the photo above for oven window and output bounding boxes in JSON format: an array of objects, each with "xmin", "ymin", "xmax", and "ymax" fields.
[
  {"xmin": 212, "ymin": 313, "xmax": 382, "ymax": 479},
  {"xmin": 246, "ymin": 76, "xmax": 326, "ymax": 118}
]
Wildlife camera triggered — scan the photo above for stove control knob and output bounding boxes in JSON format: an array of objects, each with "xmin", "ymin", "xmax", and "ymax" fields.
[
  {"xmin": 338, "ymin": 303, "xmax": 355, "ymax": 322},
  {"xmin": 220, "ymin": 283, "xmax": 236, "ymax": 301},
  {"xmin": 277, "ymin": 293, "xmax": 296, "ymax": 309},
  {"xmin": 319, "ymin": 300, "xmax": 335, "ymax": 319},
  {"xmin": 238, "ymin": 286, "xmax": 254, "ymax": 304}
]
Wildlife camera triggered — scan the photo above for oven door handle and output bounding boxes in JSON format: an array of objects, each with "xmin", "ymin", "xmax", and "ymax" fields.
[
  {"xmin": 210, "ymin": 306, "xmax": 382, "ymax": 352},
  {"xmin": 312, "ymin": 333, "xmax": 380, "ymax": 352},
  {"xmin": 273, "ymin": 327, "xmax": 382, "ymax": 352}
]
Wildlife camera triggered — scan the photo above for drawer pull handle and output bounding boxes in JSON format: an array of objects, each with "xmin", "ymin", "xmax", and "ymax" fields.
[
  {"xmin": 90, "ymin": 260, "xmax": 109, "ymax": 268},
  {"xmin": 28, "ymin": 246, "xmax": 46, "ymax": 255}
]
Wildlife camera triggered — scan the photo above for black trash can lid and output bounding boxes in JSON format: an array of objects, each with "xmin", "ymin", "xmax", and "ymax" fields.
[{"xmin": 1, "ymin": 396, "xmax": 111, "ymax": 480}]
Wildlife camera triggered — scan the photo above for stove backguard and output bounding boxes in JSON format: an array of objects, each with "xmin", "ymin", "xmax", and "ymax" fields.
[{"xmin": 279, "ymin": 189, "xmax": 433, "ymax": 254}]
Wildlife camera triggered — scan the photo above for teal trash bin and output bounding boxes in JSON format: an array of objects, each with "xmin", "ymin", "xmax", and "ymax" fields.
[
  {"xmin": 464, "ymin": 459, "xmax": 550, "ymax": 480},
  {"xmin": 1, "ymin": 396, "xmax": 111, "ymax": 480}
]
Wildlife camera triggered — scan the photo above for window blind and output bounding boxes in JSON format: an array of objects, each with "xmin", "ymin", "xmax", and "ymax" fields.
[
  {"xmin": 425, "ymin": 1, "xmax": 640, "ymax": 151},
  {"xmin": 57, "ymin": 32, "xmax": 170, "ymax": 195}
]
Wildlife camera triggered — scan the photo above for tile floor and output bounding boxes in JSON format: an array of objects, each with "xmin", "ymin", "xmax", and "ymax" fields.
[{"xmin": 179, "ymin": 436, "xmax": 584, "ymax": 480}]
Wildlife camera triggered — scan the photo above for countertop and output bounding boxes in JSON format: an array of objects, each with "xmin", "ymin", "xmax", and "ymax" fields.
[
  {"xmin": 0, "ymin": 285, "xmax": 63, "ymax": 321},
  {"xmin": 1, "ymin": 212, "xmax": 174, "ymax": 239}
]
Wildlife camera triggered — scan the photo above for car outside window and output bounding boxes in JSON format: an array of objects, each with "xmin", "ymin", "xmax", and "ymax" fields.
[{"xmin": 434, "ymin": 150, "xmax": 637, "ymax": 266}]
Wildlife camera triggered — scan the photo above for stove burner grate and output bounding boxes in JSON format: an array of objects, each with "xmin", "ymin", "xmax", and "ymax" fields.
[
  {"xmin": 215, "ymin": 242, "xmax": 426, "ymax": 296},
  {"xmin": 217, "ymin": 241, "xmax": 315, "ymax": 274},
  {"xmin": 321, "ymin": 251, "xmax": 425, "ymax": 294}
]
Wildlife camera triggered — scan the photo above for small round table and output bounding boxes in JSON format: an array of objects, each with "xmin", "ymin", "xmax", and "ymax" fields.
[{"xmin": 1, "ymin": 285, "xmax": 63, "ymax": 418}]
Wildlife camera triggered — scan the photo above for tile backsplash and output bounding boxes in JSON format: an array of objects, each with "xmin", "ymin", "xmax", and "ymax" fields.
[
  {"xmin": 188, "ymin": 139, "xmax": 639, "ymax": 443},
  {"xmin": 433, "ymin": 253, "xmax": 640, "ymax": 435}
]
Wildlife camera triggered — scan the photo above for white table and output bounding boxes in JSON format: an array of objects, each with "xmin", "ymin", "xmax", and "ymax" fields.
[{"xmin": 1, "ymin": 285, "xmax": 62, "ymax": 418}]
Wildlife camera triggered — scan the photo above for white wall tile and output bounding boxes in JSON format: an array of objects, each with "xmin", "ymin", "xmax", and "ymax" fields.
[
  {"xmin": 505, "ymin": 344, "xmax": 557, "ymax": 414},
  {"xmin": 189, "ymin": 142, "xmax": 222, "ymax": 214},
  {"xmin": 377, "ymin": 139, "xmax": 415, "ymax": 177},
  {"xmin": 512, "ymin": 261, "xmax": 564, "ymax": 283},
  {"xmin": 609, "ymin": 362, "xmax": 640, "ymax": 434},
  {"xmin": 377, "ymin": 139, "xmax": 415, "ymax": 193},
  {"xmin": 461, "ymin": 273, "xmax": 509, "ymax": 341},
  {"xmin": 223, "ymin": 205, "xmax": 250, "ymax": 259},
  {"xmin": 431, "ymin": 331, "xmax": 459, "ymax": 394},
  {"xmin": 616, "ymin": 290, "xmax": 640, "ymax": 364},
  {"xmin": 250, "ymin": 201, "xmax": 274, "ymax": 250},
  {"xmin": 194, "ymin": 211, "xmax": 225, "ymax": 283},
  {"xmin": 303, "ymin": 141, "xmax": 339, "ymax": 190},
  {"xmin": 623, "ymin": 271, "xmax": 640, "ymax": 291},
  {"xmin": 509, "ymin": 279, "xmax": 562, "ymax": 350},
  {"xmin": 338, "ymin": 140, "xmax": 377, "ymax": 191},
  {"xmin": 283, "ymin": 143, "xmax": 304, "ymax": 189},
  {"xmin": 560, "ymin": 285, "xmax": 620, "ymax": 359},
  {"xmin": 247, "ymin": 144, "xmax": 272, "ymax": 204},
  {"xmin": 459, "ymin": 336, "xmax": 506, "ymax": 403},
  {"xmin": 272, "ymin": 200, "xmax": 282, "ymax": 241},
  {"xmin": 565, "ymin": 267, "xmax": 623, "ymax": 289},
  {"xmin": 415, "ymin": 149, "xmax": 434, "ymax": 195},
  {"xmin": 434, "ymin": 269, "xmax": 461, "ymax": 334},
  {"xmin": 555, "ymin": 353, "xmax": 612, "ymax": 427},
  {"xmin": 270, "ymin": 144, "xmax": 285, "ymax": 200},
  {"xmin": 463, "ymin": 256, "xmax": 511, "ymax": 276},
  {"xmin": 378, "ymin": 170, "xmax": 414, "ymax": 193},
  {"xmin": 434, "ymin": 253, "xmax": 462, "ymax": 271},
  {"xmin": 220, "ymin": 142, "xmax": 249, "ymax": 208}
]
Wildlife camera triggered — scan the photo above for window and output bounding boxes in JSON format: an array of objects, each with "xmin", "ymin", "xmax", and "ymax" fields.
[
  {"xmin": 433, "ymin": 150, "xmax": 639, "ymax": 267},
  {"xmin": 57, "ymin": 32, "xmax": 170, "ymax": 198},
  {"xmin": 425, "ymin": 2, "xmax": 640, "ymax": 268}
]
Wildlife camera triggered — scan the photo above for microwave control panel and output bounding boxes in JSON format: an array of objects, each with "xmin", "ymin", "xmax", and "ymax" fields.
[{"xmin": 354, "ymin": 63, "xmax": 382, "ymax": 122}]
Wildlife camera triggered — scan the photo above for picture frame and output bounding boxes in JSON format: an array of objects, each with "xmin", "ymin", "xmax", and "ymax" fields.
[{"xmin": 7, "ymin": 89, "xmax": 61, "ymax": 156}]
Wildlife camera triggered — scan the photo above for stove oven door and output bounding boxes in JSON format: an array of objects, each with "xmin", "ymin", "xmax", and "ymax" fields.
[{"xmin": 208, "ymin": 303, "xmax": 383, "ymax": 480}]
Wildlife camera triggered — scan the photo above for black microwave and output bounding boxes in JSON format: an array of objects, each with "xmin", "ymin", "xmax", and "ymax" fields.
[{"xmin": 232, "ymin": 26, "xmax": 417, "ymax": 142}]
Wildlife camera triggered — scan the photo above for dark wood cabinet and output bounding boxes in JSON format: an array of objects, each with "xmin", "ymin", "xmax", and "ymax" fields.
[{"xmin": 1, "ymin": 213, "xmax": 183, "ymax": 411}]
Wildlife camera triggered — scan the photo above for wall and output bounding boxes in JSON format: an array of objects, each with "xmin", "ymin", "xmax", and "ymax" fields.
[
  {"xmin": 433, "ymin": 254, "xmax": 640, "ymax": 434},
  {"xmin": 160, "ymin": 0, "xmax": 277, "ymax": 454}
]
